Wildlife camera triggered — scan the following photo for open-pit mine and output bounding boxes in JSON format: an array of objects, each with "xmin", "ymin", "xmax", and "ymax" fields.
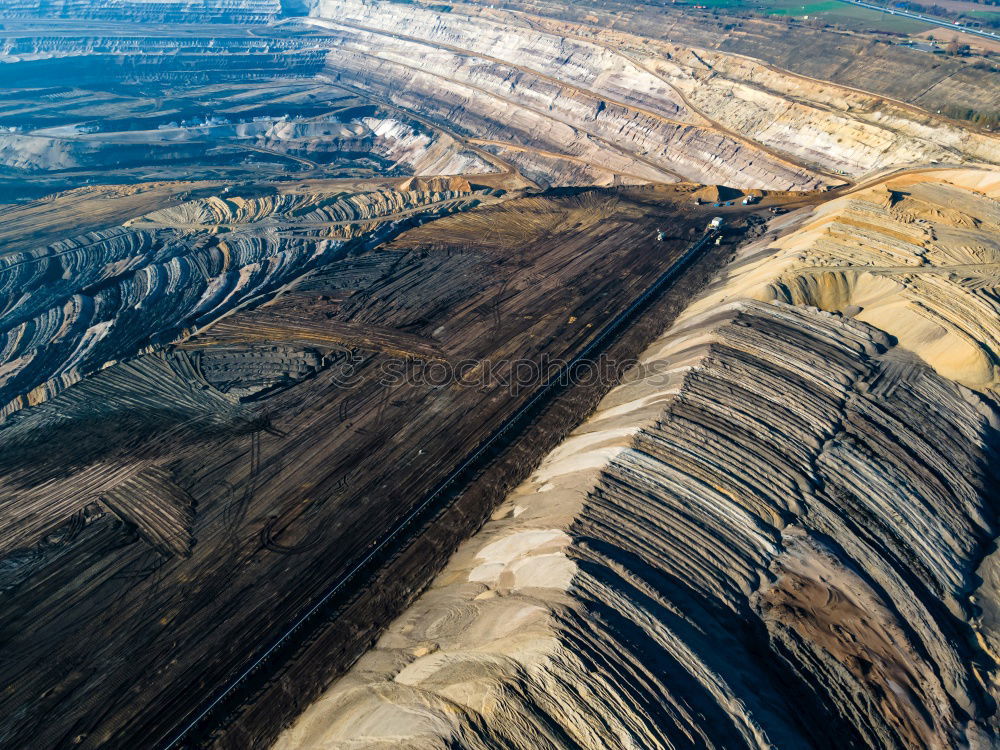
[{"xmin": 0, "ymin": 1, "xmax": 998, "ymax": 748}]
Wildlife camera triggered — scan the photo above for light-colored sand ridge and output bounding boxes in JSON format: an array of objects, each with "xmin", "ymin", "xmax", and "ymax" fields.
[{"xmin": 275, "ymin": 168, "xmax": 1000, "ymax": 749}]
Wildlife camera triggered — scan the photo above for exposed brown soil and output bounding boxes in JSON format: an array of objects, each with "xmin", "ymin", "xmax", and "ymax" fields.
[
  {"xmin": 0, "ymin": 185, "xmax": 746, "ymax": 749},
  {"xmin": 210, "ymin": 191, "xmax": 743, "ymax": 750}
]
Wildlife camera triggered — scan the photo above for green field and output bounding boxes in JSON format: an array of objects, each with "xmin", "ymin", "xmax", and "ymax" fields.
[
  {"xmin": 965, "ymin": 9, "xmax": 1000, "ymax": 25},
  {"xmin": 677, "ymin": 0, "xmax": 935, "ymax": 33}
]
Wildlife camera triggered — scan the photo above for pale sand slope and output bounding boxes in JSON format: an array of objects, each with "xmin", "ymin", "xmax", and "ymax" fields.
[
  {"xmin": 306, "ymin": 0, "xmax": 1000, "ymax": 189},
  {"xmin": 275, "ymin": 169, "xmax": 1000, "ymax": 749}
]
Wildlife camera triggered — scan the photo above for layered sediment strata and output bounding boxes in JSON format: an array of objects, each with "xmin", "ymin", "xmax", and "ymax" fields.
[
  {"xmin": 0, "ymin": 75, "xmax": 499, "ymax": 201},
  {"xmin": 309, "ymin": 2, "xmax": 821, "ymax": 190},
  {"xmin": 0, "ymin": 22, "xmax": 327, "ymax": 90},
  {"xmin": 275, "ymin": 169, "xmax": 1000, "ymax": 749},
  {"xmin": 0, "ymin": 183, "xmax": 495, "ymax": 422},
  {"xmin": 306, "ymin": 0, "xmax": 1000, "ymax": 189},
  {"xmin": 1, "ymin": 0, "xmax": 281, "ymax": 24},
  {"xmin": 0, "ymin": 35, "xmax": 325, "ymax": 82},
  {"xmin": 723, "ymin": 171, "xmax": 1000, "ymax": 391},
  {"xmin": 0, "ymin": 116, "xmax": 491, "ymax": 177},
  {"xmin": 469, "ymin": 0, "xmax": 1000, "ymax": 118},
  {"xmin": 0, "ymin": 2, "xmax": 998, "ymax": 745},
  {"xmin": 3, "ymin": 0, "xmax": 996, "ymax": 192}
]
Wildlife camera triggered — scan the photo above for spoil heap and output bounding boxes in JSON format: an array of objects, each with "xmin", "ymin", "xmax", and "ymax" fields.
[
  {"xmin": 0, "ymin": 183, "xmax": 495, "ymax": 422},
  {"xmin": 275, "ymin": 169, "xmax": 1000, "ymax": 749}
]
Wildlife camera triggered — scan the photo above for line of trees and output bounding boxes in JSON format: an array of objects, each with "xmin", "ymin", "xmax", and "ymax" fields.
[
  {"xmin": 939, "ymin": 104, "xmax": 1000, "ymax": 129},
  {"xmin": 890, "ymin": 0, "xmax": 1000, "ymax": 27}
]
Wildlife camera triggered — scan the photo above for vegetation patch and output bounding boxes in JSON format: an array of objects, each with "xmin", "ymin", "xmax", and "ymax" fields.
[{"xmin": 677, "ymin": 0, "xmax": 935, "ymax": 31}]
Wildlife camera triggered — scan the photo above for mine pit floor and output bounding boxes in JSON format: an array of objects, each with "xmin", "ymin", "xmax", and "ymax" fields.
[{"xmin": 0, "ymin": 183, "xmax": 763, "ymax": 749}]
